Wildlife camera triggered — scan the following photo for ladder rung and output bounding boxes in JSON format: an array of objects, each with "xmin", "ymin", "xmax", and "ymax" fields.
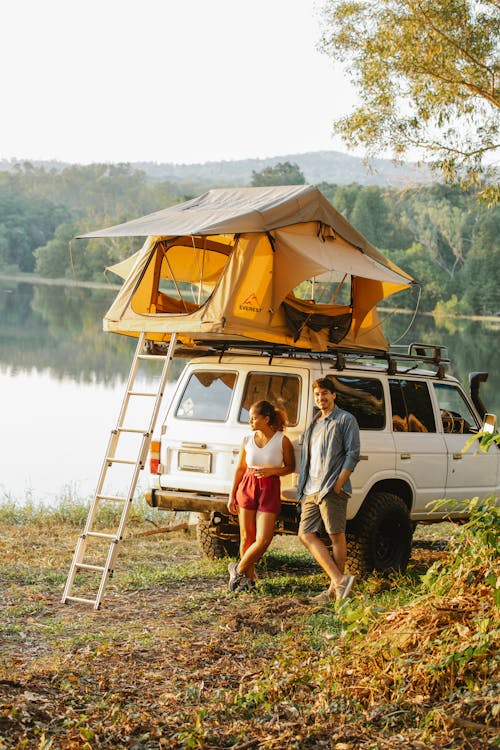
[
  {"xmin": 64, "ymin": 595, "xmax": 98, "ymax": 605},
  {"xmin": 118, "ymin": 428, "xmax": 149, "ymax": 435},
  {"xmin": 128, "ymin": 390, "xmax": 157, "ymax": 397},
  {"xmin": 86, "ymin": 531, "xmax": 117, "ymax": 540},
  {"xmin": 138, "ymin": 353, "xmax": 169, "ymax": 361},
  {"xmin": 105, "ymin": 457, "xmax": 137, "ymax": 465},
  {"xmin": 96, "ymin": 494, "xmax": 127, "ymax": 502},
  {"xmin": 76, "ymin": 563, "xmax": 106, "ymax": 572}
]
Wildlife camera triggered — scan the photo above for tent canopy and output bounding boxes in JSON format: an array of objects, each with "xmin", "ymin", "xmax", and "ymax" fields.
[{"xmin": 79, "ymin": 185, "xmax": 415, "ymax": 352}]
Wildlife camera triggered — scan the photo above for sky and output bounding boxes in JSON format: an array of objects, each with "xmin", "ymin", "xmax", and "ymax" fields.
[{"xmin": 1, "ymin": 0, "xmax": 359, "ymax": 165}]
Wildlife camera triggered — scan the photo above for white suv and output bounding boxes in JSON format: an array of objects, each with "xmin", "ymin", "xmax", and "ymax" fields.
[{"xmin": 145, "ymin": 343, "xmax": 498, "ymax": 576}]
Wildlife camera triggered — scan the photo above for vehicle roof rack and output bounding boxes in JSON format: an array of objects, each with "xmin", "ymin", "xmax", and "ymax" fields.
[{"xmin": 151, "ymin": 337, "xmax": 450, "ymax": 377}]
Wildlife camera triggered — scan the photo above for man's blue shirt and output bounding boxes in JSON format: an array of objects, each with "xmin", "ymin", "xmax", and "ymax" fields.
[{"xmin": 297, "ymin": 405, "xmax": 360, "ymax": 499}]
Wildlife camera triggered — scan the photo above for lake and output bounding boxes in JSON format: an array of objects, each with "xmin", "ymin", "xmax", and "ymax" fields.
[{"xmin": 1, "ymin": 278, "xmax": 499, "ymax": 504}]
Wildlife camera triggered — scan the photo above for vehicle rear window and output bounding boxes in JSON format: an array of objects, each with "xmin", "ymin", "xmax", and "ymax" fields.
[
  {"xmin": 239, "ymin": 372, "xmax": 301, "ymax": 426},
  {"xmin": 389, "ymin": 378, "xmax": 436, "ymax": 432},
  {"xmin": 329, "ymin": 376, "xmax": 385, "ymax": 429},
  {"xmin": 175, "ymin": 371, "xmax": 237, "ymax": 421}
]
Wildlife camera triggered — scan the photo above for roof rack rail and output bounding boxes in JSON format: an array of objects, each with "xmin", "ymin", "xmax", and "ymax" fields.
[
  {"xmin": 150, "ymin": 337, "xmax": 450, "ymax": 376},
  {"xmin": 390, "ymin": 342, "xmax": 449, "ymax": 364}
]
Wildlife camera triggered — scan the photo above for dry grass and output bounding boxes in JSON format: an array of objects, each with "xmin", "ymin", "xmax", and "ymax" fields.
[{"xmin": 0, "ymin": 500, "xmax": 498, "ymax": 749}]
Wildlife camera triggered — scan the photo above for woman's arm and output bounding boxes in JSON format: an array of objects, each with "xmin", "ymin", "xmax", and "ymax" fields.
[{"xmin": 227, "ymin": 443, "xmax": 247, "ymax": 514}]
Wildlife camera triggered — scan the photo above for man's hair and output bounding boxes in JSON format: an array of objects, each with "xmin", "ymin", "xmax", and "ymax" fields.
[{"xmin": 312, "ymin": 377, "xmax": 336, "ymax": 394}]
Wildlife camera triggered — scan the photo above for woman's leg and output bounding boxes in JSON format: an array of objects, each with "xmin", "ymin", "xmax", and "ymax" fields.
[
  {"xmin": 238, "ymin": 511, "xmax": 278, "ymax": 580},
  {"xmin": 238, "ymin": 507, "xmax": 257, "ymax": 578}
]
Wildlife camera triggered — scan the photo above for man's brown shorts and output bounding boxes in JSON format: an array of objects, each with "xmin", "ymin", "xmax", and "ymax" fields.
[{"xmin": 298, "ymin": 489, "xmax": 349, "ymax": 535}]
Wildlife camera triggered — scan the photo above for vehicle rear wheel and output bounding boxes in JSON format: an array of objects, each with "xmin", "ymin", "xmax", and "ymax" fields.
[
  {"xmin": 196, "ymin": 519, "xmax": 239, "ymax": 560},
  {"xmin": 346, "ymin": 491, "xmax": 413, "ymax": 577}
]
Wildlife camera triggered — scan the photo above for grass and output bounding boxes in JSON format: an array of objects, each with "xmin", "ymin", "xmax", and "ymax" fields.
[{"xmin": 0, "ymin": 496, "xmax": 498, "ymax": 749}]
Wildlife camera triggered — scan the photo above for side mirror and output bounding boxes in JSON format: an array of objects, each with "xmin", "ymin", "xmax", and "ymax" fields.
[{"xmin": 482, "ymin": 413, "xmax": 497, "ymax": 435}]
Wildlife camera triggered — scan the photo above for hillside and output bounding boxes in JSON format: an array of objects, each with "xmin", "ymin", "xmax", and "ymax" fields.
[{"xmin": 0, "ymin": 149, "xmax": 432, "ymax": 187}]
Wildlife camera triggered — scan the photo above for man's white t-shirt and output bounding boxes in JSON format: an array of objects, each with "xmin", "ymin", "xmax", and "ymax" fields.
[{"xmin": 302, "ymin": 417, "xmax": 327, "ymax": 495}]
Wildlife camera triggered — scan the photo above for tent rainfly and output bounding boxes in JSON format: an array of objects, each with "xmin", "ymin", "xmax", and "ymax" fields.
[{"xmin": 79, "ymin": 185, "xmax": 416, "ymax": 352}]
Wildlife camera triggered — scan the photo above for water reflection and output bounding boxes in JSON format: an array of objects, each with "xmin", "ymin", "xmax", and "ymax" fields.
[
  {"xmin": 1, "ymin": 279, "xmax": 136, "ymax": 383},
  {"xmin": 1, "ymin": 279, "xmax": 498, "ymax": 502},
  {"xmin": 382, "ymin": 310, "xmax": 499, "ymax": 417}
]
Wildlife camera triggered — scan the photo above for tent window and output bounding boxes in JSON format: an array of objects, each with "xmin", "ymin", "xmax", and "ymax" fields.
[
  {"xmin": 175, "ymin": 371, "xmax": 237, "ymax": 421},
  {"xmin": 293, "ymin": 270, "xmax": 352, "ymax": 306},
  {"xmin": 155, "ymin": 241, "xmax": 230, "ymax": 310},
  {"xmin": 238, "ymin": 373, "xmax": 301, "ymax": 426}
]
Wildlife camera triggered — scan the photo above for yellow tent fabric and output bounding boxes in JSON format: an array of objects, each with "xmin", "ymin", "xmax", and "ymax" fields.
[{"xmin": 81, "ymin": 185, "xmax": 415, "ymax": 352}]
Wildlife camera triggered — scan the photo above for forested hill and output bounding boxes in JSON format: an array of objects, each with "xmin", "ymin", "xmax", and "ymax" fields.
[
  {"xmin": 0, "ymin": 161, "xmax": 498, "ymax": 316},
  {"xmin": 131, "ymin": 151, "xmax": 432, "ymax": 187},
  {"xmin": 0, "ymin": 149, "xmax": 432, "ymax": 188}
]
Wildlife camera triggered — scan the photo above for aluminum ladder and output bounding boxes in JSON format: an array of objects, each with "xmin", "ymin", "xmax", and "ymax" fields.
[{"xmin": 61, "ymin": 332, "xmax": 177, "ymax": 609}]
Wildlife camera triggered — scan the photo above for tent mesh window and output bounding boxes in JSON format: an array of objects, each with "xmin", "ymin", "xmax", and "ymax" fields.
[
  {"xmin": 149, "ymin": 238, "xmax": 232, "ymax": 314},
  {"xmin": 283, "ymin": 271, "xmax": 353, "ymax": 343}
]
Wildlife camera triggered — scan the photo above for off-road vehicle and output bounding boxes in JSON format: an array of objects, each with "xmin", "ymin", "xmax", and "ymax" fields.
[{"xmin": 146, "ymin": 342, "xmax": 498, "ymax": 576}]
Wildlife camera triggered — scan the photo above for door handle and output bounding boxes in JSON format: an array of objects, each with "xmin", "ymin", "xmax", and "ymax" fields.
[
  {"xmin": 400, "ymin": 452, "xmax": 411, "ymax": 460},
  {"xmin": 453, "ymin": 453, "xmax": 463, "ymax": 460}
]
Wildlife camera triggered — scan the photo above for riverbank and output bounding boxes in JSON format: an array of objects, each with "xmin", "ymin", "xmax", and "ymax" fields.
[
  {"xmin": 0, "ymin": 271, "xmax": 121, "ymax": 291},
  {"xmin": 1, "ymin": 271, "xmax": 499, "ymax": 322},
  {"xmin": 1, "ymin": 498, "xmax": 498, "ymax": 749}
]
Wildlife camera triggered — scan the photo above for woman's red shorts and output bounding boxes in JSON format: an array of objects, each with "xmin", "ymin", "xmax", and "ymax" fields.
[{"xmin": 235, "ymin": 470, "xmax": 281, "ymax": 514}]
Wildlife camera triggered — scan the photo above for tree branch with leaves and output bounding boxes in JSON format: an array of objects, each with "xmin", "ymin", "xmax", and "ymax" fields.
[{"xmin": 319, "ymin": 0, "xmax": 500, "ymax": 202}]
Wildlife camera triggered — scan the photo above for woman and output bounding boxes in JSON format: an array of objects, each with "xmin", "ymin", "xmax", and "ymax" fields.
[{"xmin": 227, "ymin": 400, "xmax": 295, "ymax": 592}]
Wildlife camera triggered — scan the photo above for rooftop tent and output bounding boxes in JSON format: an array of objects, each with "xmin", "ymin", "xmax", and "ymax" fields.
[{"xmin": 79, "ymin": 185, "xmax": 415, "ymax": 352}]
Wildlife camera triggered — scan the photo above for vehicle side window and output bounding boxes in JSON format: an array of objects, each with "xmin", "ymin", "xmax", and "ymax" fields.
[
  {"xmin": 389, "ymin": 379, "xmax": 436, "ymax": 432},
  {"xmin": 175, "ymin": 371, "xmax": 237, "ymax": 421},
  {"xmin": 329, "ymin": 376, "xmax": 385, "ymax": 429},
  {"xmin": 433, "ymin": 383, "xmax": 479, "ymax": 434},
  {"xmin": 239, "ymin": 373, "xmax": 301, "ymax": 426}
]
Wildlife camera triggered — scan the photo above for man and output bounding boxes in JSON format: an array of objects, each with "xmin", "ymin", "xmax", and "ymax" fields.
[{"xmin": 297, "ymin": 377, "xmax": 360, "ymax": 602}]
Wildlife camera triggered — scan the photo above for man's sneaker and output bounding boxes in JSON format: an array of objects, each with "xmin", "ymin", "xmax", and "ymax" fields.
[
  {"xmin": 309, "ymin": 589, "xmax": 335, "ymax": 604},
  {"xmin": 335, "ymin": 574, "xmax": 356, "ymax": 601},
  {"xmin": 228, "ymin": 561, "xmax": 246, "ymax": 592}
]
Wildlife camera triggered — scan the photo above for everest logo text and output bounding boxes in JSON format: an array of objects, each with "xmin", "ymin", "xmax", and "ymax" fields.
[{"xmin": 239, "ymin": 293, "xmax": 262, "ymax": 313}]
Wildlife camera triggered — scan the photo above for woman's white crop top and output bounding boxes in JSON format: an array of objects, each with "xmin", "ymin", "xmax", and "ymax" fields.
[{"xmin": 244, "ymin": 431, "xmax": 284, "ymax": 468}]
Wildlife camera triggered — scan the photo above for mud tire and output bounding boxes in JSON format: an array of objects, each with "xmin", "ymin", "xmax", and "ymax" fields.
[
  {"xmin": 346, "ymin": 491, "xmax": 413, "ymax": 577},
  {"xmin": 196, "ymin": 519, "xmax": 239, "ymax": 560}
]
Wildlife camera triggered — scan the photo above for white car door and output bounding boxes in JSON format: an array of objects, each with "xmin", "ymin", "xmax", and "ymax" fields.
[
  {"xmin": 389, "ymin": 377, "xmax": 448, "ymax": 515},
  {"xmin": 432, "ymin": 382, "xmax": 499, "ymax": 506}
]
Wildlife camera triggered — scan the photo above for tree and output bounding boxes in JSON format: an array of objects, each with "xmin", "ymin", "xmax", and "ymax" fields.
[
  {"xmin": 34, "ymin": 224, "xmax": 77, "ymax": 278},
  {"xmin": 319, "ymin": 1, "xmax": 500, "ymax": 202},
  {"xmin": 348, "ymin": 186, "xmax": 391, "ymax": 246},
  {"xmin": 0, "ymin": 186, "xmax": 70, "ymax": 272},
  {"xmin": 250, "ymin": 161, "xmax": 305, "ymax": 186}
]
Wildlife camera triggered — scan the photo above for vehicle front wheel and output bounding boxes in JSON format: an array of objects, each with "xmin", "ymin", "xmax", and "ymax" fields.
[
  {"xmin": 346, "ymin": 491, "xmax": 413, "ymax": 577},
  {"xmin": 196, "ymin": 519, "xmax": 239, "ymax": 560}
]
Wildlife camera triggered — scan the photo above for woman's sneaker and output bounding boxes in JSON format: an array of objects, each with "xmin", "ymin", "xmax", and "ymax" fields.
[
  {"xmin": 228, "ymin": 561, "xmax": 246, "ymax": 592},
  {"xmin": 238, "ymin": 577, "xmax": 256, "ymax": 593}
]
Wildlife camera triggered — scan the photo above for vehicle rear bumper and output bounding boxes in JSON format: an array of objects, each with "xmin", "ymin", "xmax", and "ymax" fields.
[{"xmin": 145, "ymin": 488, "xmax": 229, "ymax": 514}]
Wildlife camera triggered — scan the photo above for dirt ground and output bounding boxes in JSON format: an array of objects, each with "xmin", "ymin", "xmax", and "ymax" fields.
[{"xmin": 1, "ymin": 526, "xmax": 497, "ymax": 750}]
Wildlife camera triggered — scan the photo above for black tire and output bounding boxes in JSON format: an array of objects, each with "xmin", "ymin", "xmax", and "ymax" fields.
[
  {"xmin": 196, "ymin": 519, "xmax": 239, "ymax": 560},
  {"xmin": 346, "ymin": 491, "xmax": 413, "ymax": 577}
]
